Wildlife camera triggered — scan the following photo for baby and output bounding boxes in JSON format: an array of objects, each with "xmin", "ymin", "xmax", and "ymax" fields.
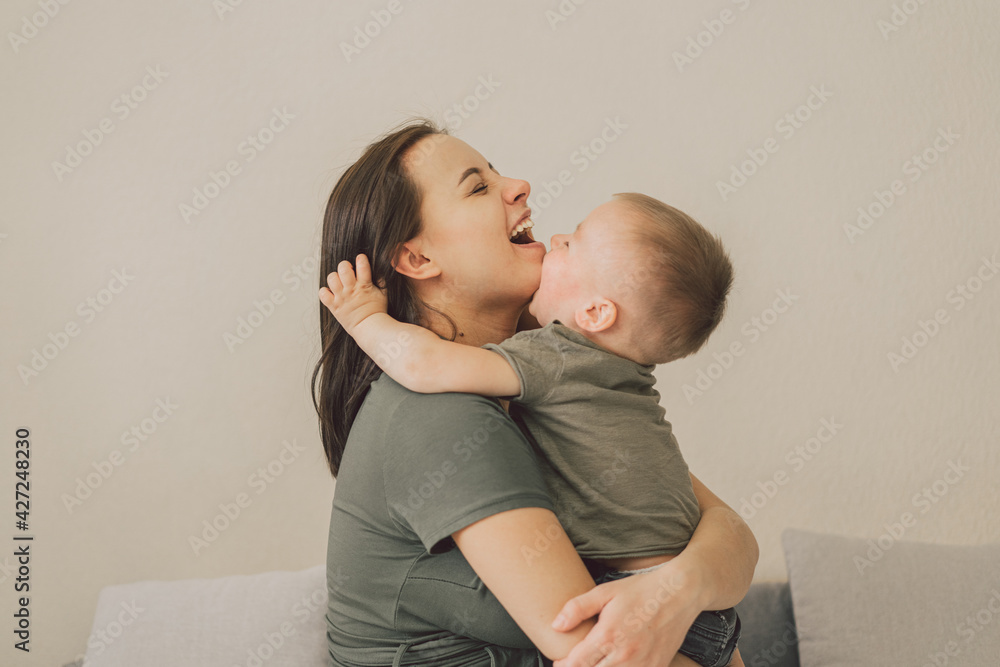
[{"xmin": 326, "ymin": 192, "xmax": 741, "ymax": 667}]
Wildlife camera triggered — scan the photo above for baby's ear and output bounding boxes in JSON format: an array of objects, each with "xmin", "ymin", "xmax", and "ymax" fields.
[{"xmin": 574, "ymin": 298, "xmax": 617, "ymax": 333}]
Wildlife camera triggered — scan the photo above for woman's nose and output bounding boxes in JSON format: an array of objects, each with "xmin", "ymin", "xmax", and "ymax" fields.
[{"xmin": 503, "ymin": 176, "xmax": 530, "ymax": 204}]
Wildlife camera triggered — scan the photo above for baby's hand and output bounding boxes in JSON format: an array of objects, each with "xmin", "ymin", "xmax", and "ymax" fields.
[{"xmin": 319, "ymin": 254, "xmax": 388, "ymax": 335}]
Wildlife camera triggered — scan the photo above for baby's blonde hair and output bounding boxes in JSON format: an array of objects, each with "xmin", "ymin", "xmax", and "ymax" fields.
[{"xmin": 611, "ymin": 193, "xmax": 734, "ymax": 365}]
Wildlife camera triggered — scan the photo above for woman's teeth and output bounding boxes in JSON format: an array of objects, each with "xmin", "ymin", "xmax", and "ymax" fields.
[{"xmin": 510, "ymin": 218, "xmax": 535, "ymax": 240}]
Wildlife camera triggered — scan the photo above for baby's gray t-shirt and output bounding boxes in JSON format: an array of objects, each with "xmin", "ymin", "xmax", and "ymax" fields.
[{"xmin": 482, "ymin": 321, "xmax": 701, "ymax": 560}]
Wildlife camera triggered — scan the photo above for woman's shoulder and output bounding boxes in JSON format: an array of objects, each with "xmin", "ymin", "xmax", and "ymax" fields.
[
  {"xmin": 368, "ymin": 373, "xmax": 553, "ymax": 555},
  {"xmin": 355, "ymin": 374, "xmax": 525, "ymax": 461}
]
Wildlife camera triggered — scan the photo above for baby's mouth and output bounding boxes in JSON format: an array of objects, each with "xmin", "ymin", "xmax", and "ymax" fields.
[{"xmin": 509, "ymin": 219, "xmax": 536, "ymax": 244}]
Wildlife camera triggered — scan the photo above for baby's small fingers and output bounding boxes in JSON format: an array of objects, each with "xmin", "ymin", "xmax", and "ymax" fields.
[
  {"xmin": 325, "ymin": 271, "xmax": 343, "ymax": 294},
  {"xmin": 337, "ymin": 260, "xmax": 357, "ymax": 288},
  {"xmin": 354, "ymin": 254, "xmax": 373, "ymax": 285},
  {"xmin": 318, "ymin": 287, "xmax": 335, "ymax": 309}
]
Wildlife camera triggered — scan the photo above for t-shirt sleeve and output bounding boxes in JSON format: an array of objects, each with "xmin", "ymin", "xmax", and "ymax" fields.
[
  {"xmin": 481, "ymin": 327, "xmax": 566, "ymax": 405},
  {"xmin": 383, "ymin": 390, "xmax": 556, "ymax": 555}
]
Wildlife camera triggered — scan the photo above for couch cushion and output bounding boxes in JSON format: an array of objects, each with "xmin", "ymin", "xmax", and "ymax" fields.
[
  {"xmin": 82, "ymin": 565, "xmax": 328, "ymax": 666},
  {"xmin": 734, "ymin": 581, "xmax": 800, "ymax": 667},
  {"xmin": 80, "ymin": 564, "xmax": 807, "ymax": 666},
  {"xmin": 782, "ymin": 528, "xmax": 1000, "ymax": 667}
]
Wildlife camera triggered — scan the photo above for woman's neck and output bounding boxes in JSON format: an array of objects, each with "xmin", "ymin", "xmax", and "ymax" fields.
[{"xmin": 420, "ymin": 300, "xmax": 523, "ymax": 348}]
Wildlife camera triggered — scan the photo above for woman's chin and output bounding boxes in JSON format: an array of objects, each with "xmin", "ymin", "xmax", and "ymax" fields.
[
  {"xmin": 511, "ymin": 240, "xmax": 546, "ymax": 256},
  {"xmin": 524, "ymin": 296, "xmax": 548, "ymax": 328}
]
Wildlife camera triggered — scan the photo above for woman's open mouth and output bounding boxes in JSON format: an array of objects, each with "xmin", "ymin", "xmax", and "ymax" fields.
[{"xmin": 509, "ymin": 218, "xmax": 536, "ymax": 245}]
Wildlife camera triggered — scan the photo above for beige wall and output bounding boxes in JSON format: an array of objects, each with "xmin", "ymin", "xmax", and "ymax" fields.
[{"xmin": 2, "ymin": 1, "xmax": 998, "ymax": 664}]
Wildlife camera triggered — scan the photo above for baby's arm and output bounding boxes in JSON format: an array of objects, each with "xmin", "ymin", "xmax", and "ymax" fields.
[{"xmin": 320, "ymin": 254, "xmax": 521, "ymax": 397}]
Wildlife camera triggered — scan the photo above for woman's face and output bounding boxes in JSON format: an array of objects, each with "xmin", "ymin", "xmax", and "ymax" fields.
[{"xmin": 403, "ymin": 135, "xmax": 546, "ymax": 311}]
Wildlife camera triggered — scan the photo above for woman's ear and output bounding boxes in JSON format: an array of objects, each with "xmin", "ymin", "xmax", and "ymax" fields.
[
  {"xmin": 391, "ymin": 239, "xmax": 442, "ymax": 280},
  {"xmin": 574, "ymin": 298, "xmax": 617, "ymax": 333}
]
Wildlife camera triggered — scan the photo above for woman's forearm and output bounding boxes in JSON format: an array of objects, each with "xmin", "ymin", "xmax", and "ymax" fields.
[
  {"xmin": 675, "ymin": 474, "xmax": 759, "ymax": 610},
  {"xmin": 453, "ymin": 507, "xmax": 598, "ymax": 660}
]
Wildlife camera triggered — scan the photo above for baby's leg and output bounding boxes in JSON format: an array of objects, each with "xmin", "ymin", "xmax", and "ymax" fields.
[{"xmin": 727, "ymin": 647, "xmax": 745, "ymax": 666}]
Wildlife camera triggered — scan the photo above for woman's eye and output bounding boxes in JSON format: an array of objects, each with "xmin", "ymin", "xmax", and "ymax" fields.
[{"xmin": 472, "ymin": 183, "xmax": 488, "ymax": 194}]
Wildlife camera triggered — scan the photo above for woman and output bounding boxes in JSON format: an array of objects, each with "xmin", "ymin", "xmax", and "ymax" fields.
[{"xmin": 313, "ymin": 120, "xmax": 758, "ymax": 667}]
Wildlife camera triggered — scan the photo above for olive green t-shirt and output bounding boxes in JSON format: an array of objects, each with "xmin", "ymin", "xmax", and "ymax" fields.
[
  {"xmin": 482, "ymin": 322, "xmax": 701, "ymax": 560},
  {"xmin": 325, "ymin": 373, "xmax": 554, "ymax": 666}
]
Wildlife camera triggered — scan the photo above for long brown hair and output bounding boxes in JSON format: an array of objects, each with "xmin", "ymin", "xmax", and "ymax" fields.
[{"xmin": 311, "ymin": 120, "xmax": 456, "ymax": 478}]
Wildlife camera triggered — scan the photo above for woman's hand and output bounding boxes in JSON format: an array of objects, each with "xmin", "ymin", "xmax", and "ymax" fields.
[
  {"xmin": 550, "ymin": 475, "xmax": 758, "ymax": 666},
  {"xmin": 319, "ymin": 254, "xmax": 388, "ymax": 335},
  {"xmin": 549, "ymin": 558, "xmax": 706, "ymax": 667}
]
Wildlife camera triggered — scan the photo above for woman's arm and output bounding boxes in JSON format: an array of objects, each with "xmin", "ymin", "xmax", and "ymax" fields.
[
  {"xmin": 547, "ymin": 473, "xmax": 759, "ymax": 667},
  {"xmin": 675, "ymin": 472, "xmax": 759, "ymax": 608},
  {"xmin": 452, "ymin": 507, "xmax": 598, "ymax": 661},
  {"xmin": 320, "ymin": 255, "xmax": 521, "ymax": 396}
]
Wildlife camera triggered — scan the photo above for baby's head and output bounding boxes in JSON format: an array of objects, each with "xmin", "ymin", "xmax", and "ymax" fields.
[{"xmin": 528, "ymin": 193, "xmax": 733, "ymax": 365}]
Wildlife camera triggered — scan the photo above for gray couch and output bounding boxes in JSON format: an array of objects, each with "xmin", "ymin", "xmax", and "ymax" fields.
[
  {"xmin": 69, "ymin": 529, "xmax": 1000, "ymax": 666},
  {"xmin": 66, "ymin": 568, "xmax": 799, "ymax": 667},
  {"xmin": 733, "ymin": 581, "xmax": 799, "ymax": 667}
]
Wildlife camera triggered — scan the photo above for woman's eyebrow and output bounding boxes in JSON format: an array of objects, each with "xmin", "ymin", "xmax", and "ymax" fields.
[{"xmin": 456, "ymin": 163, "xmax": 497, "ymax": 186}]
